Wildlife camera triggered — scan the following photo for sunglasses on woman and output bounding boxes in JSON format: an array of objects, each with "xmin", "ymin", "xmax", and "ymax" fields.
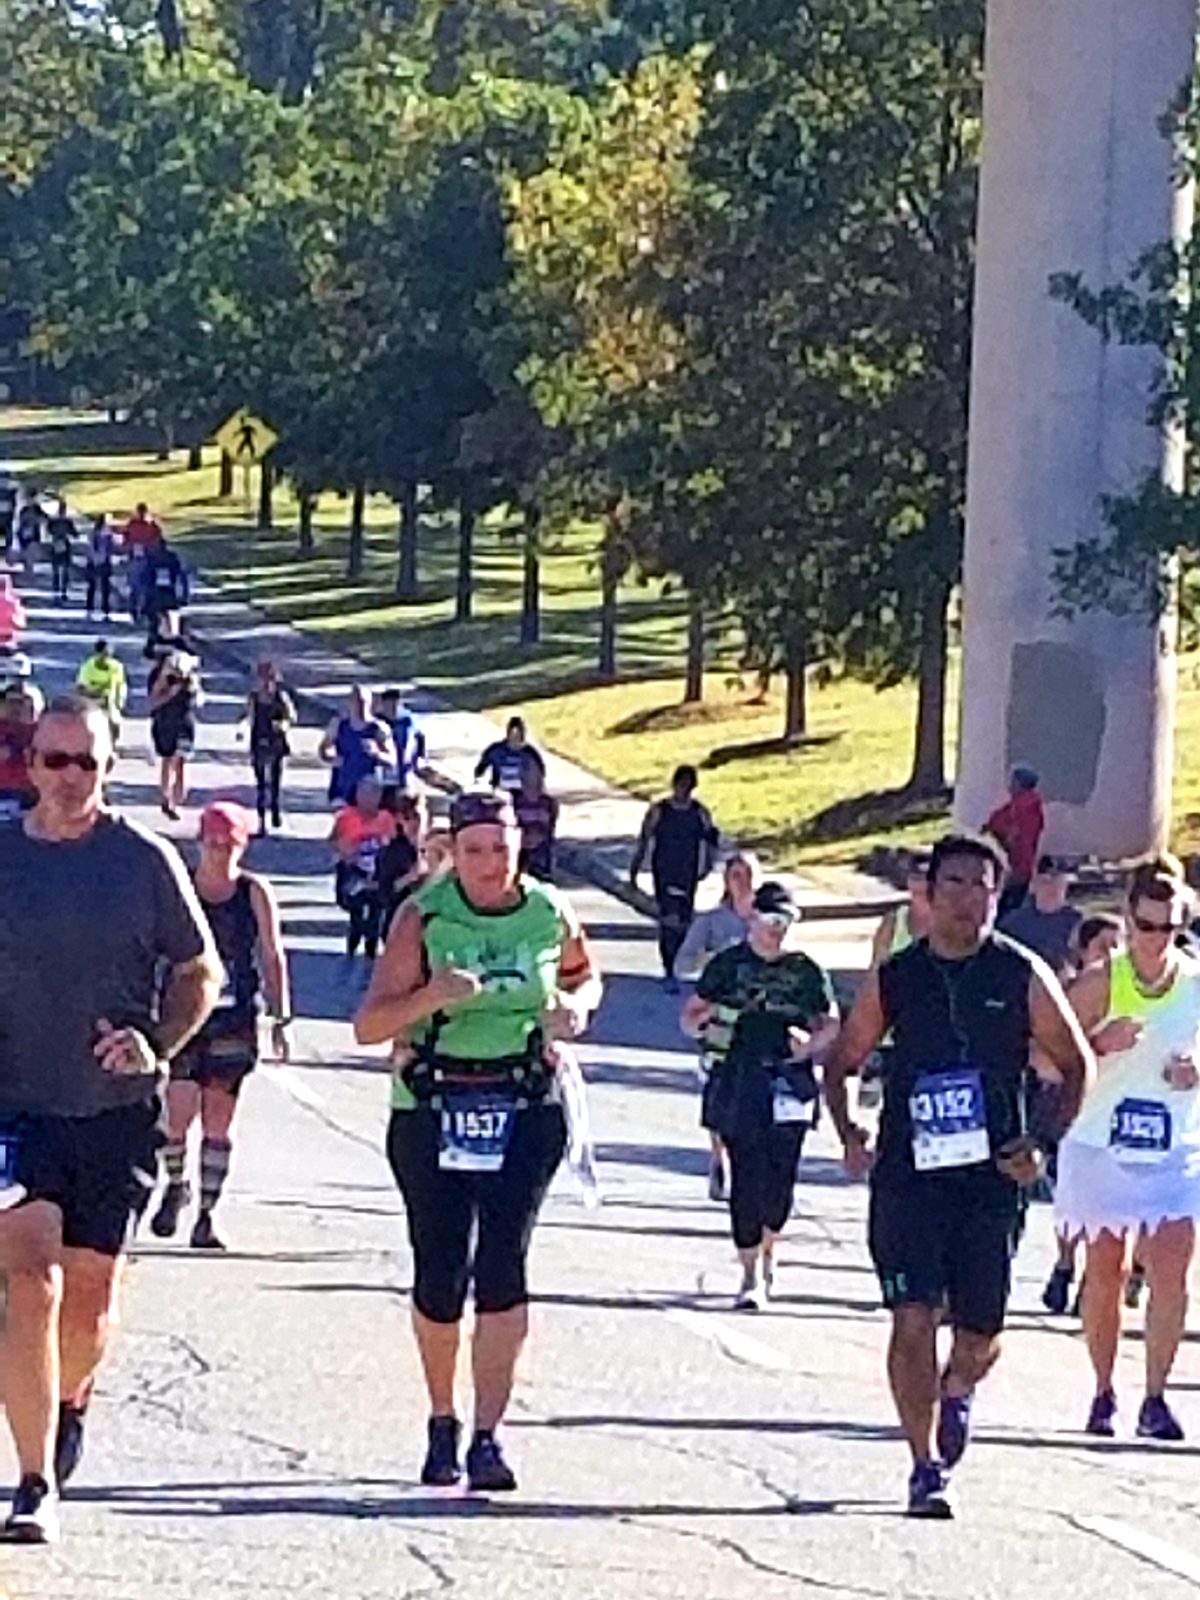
[{"xmin": 35, "ymin": 750, "xmax": 101, "ymax": 773}]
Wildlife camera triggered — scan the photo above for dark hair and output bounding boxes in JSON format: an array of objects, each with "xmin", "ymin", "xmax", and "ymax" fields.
[
  {"xmin": 450, "ymin": 788, "xmax": 517, "ymax": 834},
  {"xmin": 94, "ymin": 639, "xmax": 109, "ymax": 653},
  {"xmin": 672, "ymin": 764, "xmax": 699, "ymax": 790},
  {"xmin": 506, "ymin": 716, "xmax": 526, "ymax": 736},
  {"xmin": 927, "ymin": 832, "xmax": 1007, "ymax": 890},
  {"xmin": 1127, "ymin": 852, "xmax": 1190, "ymax": 912},
  {"xmin": 1076, "ymin": 913, "xmax": 1121, "ymax": 955}
]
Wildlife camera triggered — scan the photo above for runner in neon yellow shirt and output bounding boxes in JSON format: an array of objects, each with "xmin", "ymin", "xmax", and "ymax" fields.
[{"xmin": 76, "ymin": 639, "xmax": 128, "ymax": 743}]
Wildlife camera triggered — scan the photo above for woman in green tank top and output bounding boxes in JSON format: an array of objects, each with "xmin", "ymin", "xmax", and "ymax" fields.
[{"xmin": 355, "ymin": 788, "xmax": 602, "ymax": 1495}]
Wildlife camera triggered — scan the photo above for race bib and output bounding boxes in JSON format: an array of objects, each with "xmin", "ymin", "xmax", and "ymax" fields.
[
  {"xmin": 910, "ymin": 1068, "xmax": 989, "ymax": 1172},
  {"xmin": 1110, "ymin": 1097, "xmax": 1171, "ymax": 1162},
  {"xmin": 772, "ymin": 1076, "xmax": 817, "ymax": 1127},
  {"xmin": 353, "ymin": 838, "xmax": 381, "ymax": 878},
  {"xmin": 439, "ymin": 1092, "xmax": 516, "ymax": 1173},
  {"xmin": 155, "ymin": 569, "xmax": 175, "ymax": 589}
]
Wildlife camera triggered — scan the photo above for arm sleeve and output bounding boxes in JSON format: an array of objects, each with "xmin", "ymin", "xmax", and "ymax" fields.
[{"xmin": 152, "ymin": 838, "xmax": 214, "ymax": 968}]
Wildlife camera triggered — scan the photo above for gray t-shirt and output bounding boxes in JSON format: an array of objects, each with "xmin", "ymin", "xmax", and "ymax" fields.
[
  {"xmin": 677, "ymin": 903, "xmax": 753, "ymax": 979},
  {"xmin": 0, "ymin": 814, "xmax": 213, "ymax": 1117},
  {"xmin": 997, "ymin": 901, "xmax": 1082, "ymax": 975}
]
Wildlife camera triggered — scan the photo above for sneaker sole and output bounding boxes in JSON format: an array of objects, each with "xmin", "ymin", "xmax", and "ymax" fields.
[
  {"xmin": 1136, "ymin": 1425, "xmax": 1184, "ymax": 1442},
  {"xmin": 467, "ymin": 1475, "xmax": 517, "ymax": 1493},
  {"xmin": 3, "ymin": 1521, "xmax": 57, "ymax": 1545},
  {"xmin": 420, "ymin": 1469, "xmax": 462, "ymax": 1488},
  {"xmin": 907, "ymin": 1499, "xmax": 954, "ymax": 1521}
]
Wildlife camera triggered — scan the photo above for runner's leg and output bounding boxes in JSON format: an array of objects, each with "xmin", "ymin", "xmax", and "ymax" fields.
[
  {"xmin": 888, "ymin": 1304, "xmax": 940, "ymax": 1462},
  {"xmin": 197, "ymin": 1083, "xmax": 237, "ymax": 1223},
  {"xmin": 58, "ymin": 1250, "xmax": 121, "ymax": 1404},
  {"xmin": 1082, "ymin": 1229, "xmax": 1126, "ymax": 1396},
  {"xmin": 1141, "ymin": 1217, "xmax": 1194, "ymax": 1398},
  {"xmin": 0, "ymin": 1203, "xmax": 64, "ymax": 1479}
]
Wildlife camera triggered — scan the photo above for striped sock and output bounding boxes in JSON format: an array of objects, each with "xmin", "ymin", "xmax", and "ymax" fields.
[
  {"xmin": 198, "ymin": 1137, "xmax": 233, "ymax": 1217},
  {"xmin": 162, "ymin": 1139, "xmax": 187, "ymax": 1189}
]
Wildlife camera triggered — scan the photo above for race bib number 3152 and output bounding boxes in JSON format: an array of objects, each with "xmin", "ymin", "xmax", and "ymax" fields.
[{"xmin": 909, "ymin": 1068, "xmax": 989, "ymax": 1173}]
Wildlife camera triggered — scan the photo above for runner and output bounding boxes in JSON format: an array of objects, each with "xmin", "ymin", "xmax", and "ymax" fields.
[
  {"xmin": 243, "ymin": 660, "xmax": 296, "ymax": 834},
  {"xmin": 377, "ymin": 793, "xmax": 426, "ymax": 937},
  {"xmin": 870, "ymin": 854, "xmax": 932, "ymax": 968},
  {"xmin": 514, "ymin": 763, "xmax": 559, "ymax": 882},
  {"xmin": 45, "ymin": 500, "xmax": 74, "ymax": 606},
  {"xmin": 998, "ymin": 856, "xmax": 1082, "ymax": 975},
  {"xmin": 681, "ymin": 881, "xmax": 838, "ymax": 1309},
  {"xmin": 16, "ymin": 495, "xmax": 43, "ymax": 576},
  {"xmin": 0, "ymin": 573, "xmax": 27, "ymax": 651},
  {"xmin": 76, "ymin": 640, "xmax": 128, "ymax": 748},
  {"xmin": 985, "ymin": 765, "xmax": 1046, "ymax": 917},
  {"xmin": 83, "ymin": 515, "xmax": 117, "ymax": 620},
  {"xmin": 151, "ymin": 802, "xmax": 292, "ymax": 1251},
  {"xmin": 148, "ymin": 649, "xmax": 202, "ymax": 820},
  {"xmin": 0, "ymin": 695, "xmax": 221, "ymax": 1543},
  {"xmin": 1040, "ymin": 913, "xmax": 1124, "ymax": 1316},
  {"xmin": 331, "ymin": 776, "xmax": 397, "ymax": 958},
  {"xmin": 1056, "ymin": 855, "xmax": 1200, "ymax": 1441},
  {"xmin": 318, "ymin": 686, "xmax": 394, "ymax": 808},
  {"xmin": 474, "ymin": 715, "xmax": 545, "ymax": 796},
  {"xmin": 0, "ymin": 472, "xmax": 17, "ymax": 559},
  {"xmin": 376, "ymin": 687, "xmax": 427, "ymax": 798},
  {"xmin": 354, "ymin": 789, "xmax": 602, "ymax": 1492},
  {"xmin": 630, "ymin": 765, "xmax": 719, "ymax": 993},
  {"xmin": 140, "ymin": 533, "xmax": 190, "ymax": 648},
  {"xmin": 824, "ymin": 832, "xmax": 1093, "ymax": 1518},
  {"xmin": 0, "ymin": 684, "xmax": 38, "ymax": 821},
  {"xmin": 677, "ymin": 852, "xmax": 762, "ymax": 1202}
]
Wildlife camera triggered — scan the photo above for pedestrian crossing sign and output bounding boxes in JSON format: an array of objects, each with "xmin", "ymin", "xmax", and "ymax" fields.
[{"xmin": 213, "ymin": 409, "xmax": 279, "ymax": 466}]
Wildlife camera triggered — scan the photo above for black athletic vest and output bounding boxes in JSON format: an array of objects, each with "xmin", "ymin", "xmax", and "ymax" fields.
[
  {"xmin": 201, "ymin": 876, "xmax": 259, "ymax": 1024},
  {"xmin": 652, "ymin": 801, "xmax": 707, "ymax": 885},
  {"xmin": 875, "ymin": 935, "xmax": 1034, "ymax": 1196}
]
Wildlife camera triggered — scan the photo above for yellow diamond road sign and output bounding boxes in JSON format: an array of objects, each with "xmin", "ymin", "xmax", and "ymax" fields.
[{"xmin": 213, "ymin": 409, "xmax": 279, "ymax": 466}]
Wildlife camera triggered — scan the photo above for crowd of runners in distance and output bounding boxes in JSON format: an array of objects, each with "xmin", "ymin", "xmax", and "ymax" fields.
[{"xmin": 2, "ymin": 485, "xmax": 1200, "ymax": 1541}]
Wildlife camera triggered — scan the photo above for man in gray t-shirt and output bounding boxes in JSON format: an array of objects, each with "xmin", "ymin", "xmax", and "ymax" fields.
[
  {"xmin": 998, "ymin": 855, "xmax": 1082, "ymax": 975},
  {"xmin": 0, "ymin": 696, "xmax": 221, "ymax": 1544}
]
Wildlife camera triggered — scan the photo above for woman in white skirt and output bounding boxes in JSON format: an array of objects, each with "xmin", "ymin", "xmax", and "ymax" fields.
[{"xmin": 1058, "ymin": 855, "xmax": 1200, "ymax": 1441}]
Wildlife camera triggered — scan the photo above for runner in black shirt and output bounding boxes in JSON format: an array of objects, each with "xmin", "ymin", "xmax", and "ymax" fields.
[
  {"xmin": 630, "ymin": 765, "xmax": 718, "ymax": 990},
  {"xmin": 45, "ymin": 501, "xmax": 74, "ymax": 605},
  {"xmin": 825, "ymin": 833, "xmax": 1093, "ymax": 1520}
]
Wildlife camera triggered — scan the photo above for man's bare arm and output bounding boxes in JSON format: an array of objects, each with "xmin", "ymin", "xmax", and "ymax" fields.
[
  {"xmin": 1029, "ymin": 969, "xmax": 1096, "ymax": 1131},
  {"xmin": 823, "ymin": 970, "xmax": 887, "ymax": 1146},
  {"xmin": 159, "ymin": 951, "xmax": 224, "ymax": 1058}
]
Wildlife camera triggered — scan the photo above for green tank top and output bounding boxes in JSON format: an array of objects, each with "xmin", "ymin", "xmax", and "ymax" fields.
[
  {"xmin": 1107, "ymin": 949, "xmax": 1181, "ymax": 1020},
  {"xmin": 392, "ymin": 873, "xmax": 569, "ymax": 1110}
]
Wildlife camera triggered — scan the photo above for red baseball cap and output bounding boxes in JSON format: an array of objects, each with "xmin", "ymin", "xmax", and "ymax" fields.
[{"xmin": 200, "ymin": 800, "xmax": 252, "ymax": 845}]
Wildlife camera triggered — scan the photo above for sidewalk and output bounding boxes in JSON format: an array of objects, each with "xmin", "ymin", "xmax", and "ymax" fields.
[{"xmin": 182, "ymin": 581, "xmax": 898, "ymax": 920}]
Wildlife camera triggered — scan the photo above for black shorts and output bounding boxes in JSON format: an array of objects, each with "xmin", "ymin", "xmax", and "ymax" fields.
[
  {"xmin": 14, "ymin": 1100, "xmax": 163, "ymax": 1257},
  {"xmin": 868, "ymin": 1178, "xmax": 1018, "ymax": 1337},
  {"xmin": 172, "ymin": 1021, "xmax": 258, "ymax": 1093},
  {"xmin": 152, "ymin": 722, "xmax": 194, "ymax": 759},
  {"xmin": 387, "ymin": 1102, "xmax": 566, "ymax": 1324}
]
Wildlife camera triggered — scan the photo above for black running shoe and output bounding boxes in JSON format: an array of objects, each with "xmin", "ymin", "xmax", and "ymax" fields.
[
  {"xmin": 150, "ymin": 1183, "xmax": 190, "ymax": 1239},
  {"xmin": 54, "ymin": 1400, "xmax": 89, "ymax": 1488},
  {"xmin": 420, "ymin": 1416, "xmax": 462, "ymax": 1487},
  {"xmin": 1041, "ymin": 1264, "xmax": 1074, "ymax": 1316},
  {"xmin": 466, "ymin": 1430, "xmax": 517, "ymax": 1492},
  {"xmin": 190, "ymin": 1213, "xmax": 226, "ymax": 1252},
  {"xmin": 3, "ymin": 1474, "xmax": 59, "ymax": 1544}
]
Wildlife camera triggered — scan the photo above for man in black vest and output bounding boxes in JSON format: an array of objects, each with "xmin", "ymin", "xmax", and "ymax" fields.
[{"xmin": 825, "ymin": 833, "xmax": 1094, "ymax": 1520}]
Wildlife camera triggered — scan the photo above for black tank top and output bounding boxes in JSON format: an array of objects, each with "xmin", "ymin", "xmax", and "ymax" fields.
[
  {"xmin": 876, "ymin": 935, "xmax": 1034, "ymax": 1201},
  {"xmin": 200, "ymin": 876, "xmax": 259, "ymax": 1023},
  {"xmin": 251, "ymin": 690, "xmax": 288, "ymax": 750},
  {"xmin": 652, "ymin": 800, "xmax": 709, "ymax": 884}
]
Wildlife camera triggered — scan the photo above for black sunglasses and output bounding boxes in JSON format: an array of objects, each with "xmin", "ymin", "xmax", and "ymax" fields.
[
  {"xmin": 1131, "ymin": 913, "xmax": 1186, "ymax": 935},
  {"xmin": 36, "ymin": 750, "xmax": 102, "ymax": 773}
]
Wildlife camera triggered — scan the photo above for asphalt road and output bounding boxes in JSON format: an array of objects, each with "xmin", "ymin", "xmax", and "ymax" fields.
[{"xmin": 3, "ymin": 575, "xmax": 1200, "ymax": 1598}]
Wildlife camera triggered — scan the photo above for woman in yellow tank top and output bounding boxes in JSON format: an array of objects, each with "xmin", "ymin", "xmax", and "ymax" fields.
[{"xmin": 1059, "ymin": 856, "xmax": 1200, "ymax": 1443}]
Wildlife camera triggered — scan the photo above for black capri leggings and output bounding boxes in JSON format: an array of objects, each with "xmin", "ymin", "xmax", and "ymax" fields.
[
  {"xmin": 387, "ymin": 1103, "xmax": 566, "ymax": 1324},
  {"xmin": 725, "ymin": 1124, "xmax": 806, "ymax": 1250}
]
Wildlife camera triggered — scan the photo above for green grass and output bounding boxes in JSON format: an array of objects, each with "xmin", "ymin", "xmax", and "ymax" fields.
[{"xmin": 0, "ymin": 405, "xmax": 984, "ymax": 870}]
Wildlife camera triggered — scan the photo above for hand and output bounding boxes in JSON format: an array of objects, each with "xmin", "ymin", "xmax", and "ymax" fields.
[
  {"xmin": 788, "ymin": 1026, "xmax": 814, "ymax": 1061},
  {"xmin": 1093, "ymin": 1016, "xmax": 1144, "ymax": 1056},
  {"xmin": 996, "ymin": 1135, "xmax": 1046, "ymax": 1187},
  {"xmin": 270, "ymin": 1020, "xmax": 293, "ymax": 1063},
  {"xmin": 842, "ymin": 1125, "xmax": 874, "ymax": 1181},
  {"xmin": 1166, "ymin": 1053, "xmax": 1200, "ymax": 1091},
  {"xmin": 425, "ymin": 966, "xmax": 483, "ymax": 1010},
  {"xmin": 541, "ymin": 997, "xmax": 585, "ymax": 1041},
  {"xmin": 94, "ymin": 1018, "xmax": 159, "ymax": 1076}
]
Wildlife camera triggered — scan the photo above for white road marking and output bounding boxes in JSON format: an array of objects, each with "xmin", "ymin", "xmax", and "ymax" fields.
[
  {"xmin": 262, "ymin": 1063, "xmax": 326, "ymax": 1111},
  {"xmin": 666, "ymin": 1306, "xmax": 791, "ymax": 1372},
  {"xmin": 1074, "ymin": 1515, "xmax": 1200, "ymax": 1586}
]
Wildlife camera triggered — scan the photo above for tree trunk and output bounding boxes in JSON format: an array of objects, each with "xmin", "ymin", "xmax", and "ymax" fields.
[
  {"xmin": 520, "ymin": 505, "xmax": 541, "ymax": 646},
  {"xmin": 908, "ymin": 573, "xmax": 952, "ymax": 796},
  {"xmin": 455, "ymin": 494, "xmax": 475, "ymax": 622},
  {"xmin": 186, "ymin": 442, "xmax": 203, "ymax": 471},
  {"xmin": 396, "ymin": 481, "xmax": 419, "ymax": 600},
  {"xmin": 598, "ymin": 534, "xmax": 620, "ymax": 682},
  {"xmin": 156, "ymin": 420, "xmax": 174, "ymax": 461},
  {"xmin": 219, "ymin": 450, "xmax": 234, "ymax": 498},
  {"xmin": 684, "ymin": 589, "xmax": 705, "ymax": 704},
  {"xmin": 297, "ymin": 490, "xmax": 315, "ymax": 557},
  {"xmin": 783, "ymin": 632, "xmax": 807, "ymax": 743},
  {"xmin": 257, "ymin": 459, "xmax": 274, "ymax": 530},
  {"xmin": 347, "ymin": 482, "xmax": 366, "ymax": 578}
]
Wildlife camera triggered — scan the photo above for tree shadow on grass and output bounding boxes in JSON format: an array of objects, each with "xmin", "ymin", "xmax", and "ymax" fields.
[
  {"xmin": 703, "ymin": 733, "xmax": 841, "ymax": 769},
  {"xmin": 785, "ymin": 785, "xmax": 953, "ymax": 846},
  {"xmin": 608, "ymin": 698, "xmax": 777, "ymax": 738}
]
